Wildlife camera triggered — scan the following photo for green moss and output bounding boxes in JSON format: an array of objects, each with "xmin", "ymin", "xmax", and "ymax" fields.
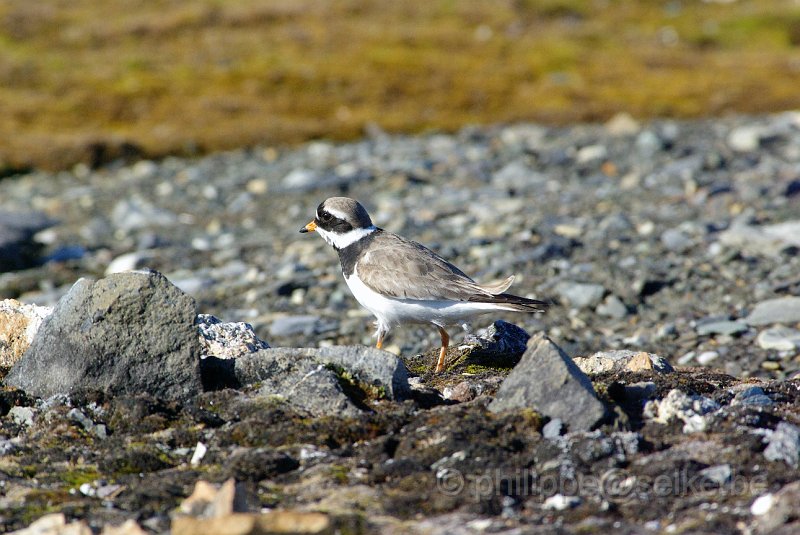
[
  {"xmin": 329, "ymin": 464, "xmax": 350, "ymax": 485},
  {"xmin": 58, "ymin": 467, "xmax": 101, "ymax": 487}
]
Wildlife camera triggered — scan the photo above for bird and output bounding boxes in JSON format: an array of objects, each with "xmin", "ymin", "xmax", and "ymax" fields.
[{"xmin": 299, "ymin": 197, "xmax": 549, "ymax": 373}]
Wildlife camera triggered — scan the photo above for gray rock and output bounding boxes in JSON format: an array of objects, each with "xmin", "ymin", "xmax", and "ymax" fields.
[
  {"xmin": 251, "ymin": 357, "xmax": 363, "ymax": 417},
  {"xmin": 699, "ymin": 464, "xmax": 732, "ymax": 486},
  {"xmin": 555, "ymin": 281, "xmax": 606, "ymax": 309},
  {"xmin": 757, "ymin": 326, "xmax": 800, "ymax": 351},
  {"xmin": 696, "ymin": 319, "xmax": 749, "ymax": 336},
  {"xmin": 731, "ymin": 386, "xmax": 773, "ymax": 407},
  {"xmin": 752, "ymin": 481, "xmax": 800, "ymax": 534},
  {"xmin": 305, "ymin": 346, "xmax": 411, "ymax": 401},
  {"xmin": 719, "ymin": 220, "xmax": 800, "ymax": 257},
  {"xmin": 268, "ymin": 315, "xmax": 338, "ymax": 337},
  {"xmin": 491, "ymin": 160, "xmax": 547, "ymax": 192},
  {"xmin": 207, "ymin": 345, "xmax": 410, "ymax": 416},
  {"xmin": 6, "ymin": 270, "xmax": 202, "ymax": 401},
  {"xmin": 8, "ymin": 406, "xmax": 35, "ymax": 427},
  {"xmin": 746, "ymin": 297, "xmax": 800, "ymax": 326},
  {"xmin": 462, "ymin": 320, "xmax": 531, "ymax": 362},
  {"xmin": 489, "ymin": 333, "xmax": 607, "ymax": 431},
  {"xmin": 643, "ymin": 389, "xmax": 720, "ymax": 433},
  {"xmin": 196, "ymin": 313, "xmax": 269, "ymax": 359},
  {"xmin": 542, "ymin": 418, "xmax": 564, "ymax": 439},
  {"xmin": 661, "ymin": 228, "xmax": 693, "ymax": 253},
  {"xmin": 222, "ymin": 346, "xmax": 408, "ymax": 416},
  {"xmin": 764, "ymin": 422, "xmax": 800, "ymax": 468},
  {"xmin": 596, "ymin": 295, "xmax": 628, "ymax": 319},
  {"xmin": 696, "ymin": 351, "xmax": 719, "ymax": 366},
  {"xmin": 727, "ymin": 125, "xmax": 763, "ymax": 152},
  {"xmin": 67, "ymin": 408, "xmax": 94, "ymax": 431},
  {"xmin": 111, "ymin": 197, "xmax": 178, "ymax": 232},
  {"xmin": 0, "ymin": 210, "xmax": 54, "ymax": 271}
]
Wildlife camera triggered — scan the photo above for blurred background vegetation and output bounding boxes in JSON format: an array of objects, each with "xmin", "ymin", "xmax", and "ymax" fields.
[{"xmin": 1, "ymin": 0, "xmax": 799, "ymax": 172}]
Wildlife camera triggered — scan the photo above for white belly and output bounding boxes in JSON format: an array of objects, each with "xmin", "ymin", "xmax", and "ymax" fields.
[{"xmin": 344, "ymin": 268, "xmax": 501, "ymax": 331}]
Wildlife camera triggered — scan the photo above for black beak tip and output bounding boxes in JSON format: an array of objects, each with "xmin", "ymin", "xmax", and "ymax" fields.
[{"xmin": 299, "ymin": 227, "xmax": 308, "ymax": 233}]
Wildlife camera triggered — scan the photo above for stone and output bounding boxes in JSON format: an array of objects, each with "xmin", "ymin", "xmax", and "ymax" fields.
[
  {"xmin": 105, "ymin": 251, "xmax": 155, "ymax": 275},
  {"xmin": 442, "ymin": 381, "xmax": 477, "ymax": 403},
  {"xmin": 196, "ymin": 314, "xmax": 269, "ymax": 359},
  {"xmin": 596, "ymin": 295, "xmax": 628, "ymax": 319},
  {"xmin": 727, "ymin": 125, "xmax": 763, "ymax": 152},
  {"xmin": 171, "ymin": 511, "xmax": 331, "ymax": 535},
  {"xmin": 643, "ymin": 389, "xmax": 720, "ymax": 433},
  {"xmin": 576, "ymin": 144, "xmax": 607, "ymax": 163},
  {"xmin": 0, "ymin": 210, "xmax": 54, "ymax": 272},
  {"xmin": 0, "ymin": 299, "xmax": 53, "ymax": 368},
  {"xmin": 764, "ymin": 422, "xmax": 800, "ymax": 468},
  {"xmin": 605, "ymin": 112, "xmax": 640, "ymax": 136},
  {"xmin": 204, "ymin": 345, "xmax": 410, "ymax": 416},
  {"xmin": 757, "ymin": 326, "xmax": 800, "ymax": 351},
  {"xmin": 746, "ymin": 297, "xmax": 800, "ymax": 326},
  {"xmin": 555, "ymin": 281, "xmax": 606, "ymax": 309},
  {"xmin": 100, "ymin": 520, "xmax": 149, "ymax": 535},
  {"xmin": 268, "ymin": 315, "xmax": 337, "ymax": 337},
  {"xmin": 695, "ymin": 318, "xmax": 749, "ymax": 336},
  {"xmin": 8, "ymin": 406, "xmax": 35, "ymax": 427},
  {"xmin": 661, "ymin": 228, "xmax": 693, "ymax": 253},
  {"xmin": 9, "ymin": 513, "xmax": 92, "ymax": 535},
  {"xmin": 489, "ymin": 334, "xmax": 607, "ymax": 431},
  {"xmin": 177, "ymin": 479, "xmax": 248, "ymax": 517},
  {"xmin": 719, "ymin": 220, "xmax": 800, "ymax": 258},
  {"xmin": 543, "ymin": 494, "xmax": 581, "ymax": 511},
  {"xmin": 752, "ymin": 481, "xmax": 800, "ymax": 534},
  {"xmin": 731, "ymin": 386, "xmax": 773, "ymax": 406},
  {"xmin": 491, "ymin": 160, "xmax": 547, "ymax": 192},
  {"xmin": 458, "ymin": 320, "xmax": 531, "ymax": 366},
  {"xmin": 6, "ymin": 270, "xmax": 202, "ymax": 401},
  {"xmin": 111, "ymin": 197, "xmax": 178, "ymax": 232},
  {"xmin": 696, "ymin": 351, "xmax": 719, "ymax": 366},
  {"xmin": 542, "ymin": 418, "xmax": 563, "ymax": 439},
  {"xmin": 699, "ymin": 464, "xmax": 732, "ymax": 486},
  {"xmin": 573, "ymin": 350, "xmax": 673, "ymax": 376},
  {"xmin": 301, "ymin": 346, "xmax": 411, "ymax": 401}
]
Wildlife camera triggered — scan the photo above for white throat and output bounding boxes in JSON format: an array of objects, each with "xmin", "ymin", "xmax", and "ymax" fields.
[{"xmin": 316, "ymin": 225, "xmax": 377, "ymax": 250}]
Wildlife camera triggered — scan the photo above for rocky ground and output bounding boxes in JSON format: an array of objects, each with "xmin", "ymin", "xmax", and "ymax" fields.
[{"xmin": 1, "ymin": 113, "xmax": 800, "ymax": 534}]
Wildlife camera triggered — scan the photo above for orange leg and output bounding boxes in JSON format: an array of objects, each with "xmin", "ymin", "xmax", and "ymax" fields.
[{"xmin": 435, "ymin": 326, "xmax": 449, "ymax": 373}]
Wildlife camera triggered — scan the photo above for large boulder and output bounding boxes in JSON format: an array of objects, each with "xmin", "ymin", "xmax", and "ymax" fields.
[
  {"xmin": 489, "ymin": 333, "xmax": 608, "ymax": 431},
  {"xmin": 6, "ymin": 270, "xmax": 202, "ymax": 401}
]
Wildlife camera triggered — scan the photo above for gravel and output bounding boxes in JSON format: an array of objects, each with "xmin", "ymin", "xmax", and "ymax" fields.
[{"xmin": 2, "ymin": 113, "xmax": 800, "ymax": 533}]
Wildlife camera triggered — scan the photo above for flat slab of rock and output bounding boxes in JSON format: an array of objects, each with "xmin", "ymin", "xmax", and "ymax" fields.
[
  {"xmin": 488, "ymin": 333, "xmax": 607, "ymax": 431},
  {"xmin": 203, "ymin": 345, "xmax": 410, "ymax": 417},
  {"xmin": 745, "ymin": 296, "xmax": 800, "ymax": 326},
  {"xmin": 6, "ymin": 270, "xmax": 202, "ymax": 401}
]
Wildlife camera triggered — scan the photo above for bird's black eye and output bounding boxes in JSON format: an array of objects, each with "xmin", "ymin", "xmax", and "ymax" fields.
[{"xmin": 319, "ymin": 211, "xmax": 333, "ymax": 223}]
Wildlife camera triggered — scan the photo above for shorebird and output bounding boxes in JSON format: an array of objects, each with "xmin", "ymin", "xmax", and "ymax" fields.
[{"xmin": 300, "ymin": 197, "xmax": 548, "ymax": 373}]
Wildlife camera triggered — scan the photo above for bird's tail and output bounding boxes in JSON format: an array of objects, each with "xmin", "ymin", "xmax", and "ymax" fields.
[
  {"xmin": 477, "ymin": 293, "xmax": 550, "ymax": 313},
  {"xmin": 475, "ymin": 275, "xmax": 549, "ymax": 312}
]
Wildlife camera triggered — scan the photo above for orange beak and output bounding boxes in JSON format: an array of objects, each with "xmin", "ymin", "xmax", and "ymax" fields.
[{"xmin": 299, "ymin": 220, "xmax": 317, "ymax": 233}]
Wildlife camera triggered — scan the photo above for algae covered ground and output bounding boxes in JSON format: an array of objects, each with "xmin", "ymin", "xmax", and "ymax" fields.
[{"xmin": 1, "ymin": 0, "xmax": 800, "ymax": 171}]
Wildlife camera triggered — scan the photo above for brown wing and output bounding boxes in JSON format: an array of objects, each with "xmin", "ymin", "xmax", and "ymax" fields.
[{"xmin": 356, "ymin": 233, "xmax": 504, "ymax": 301}]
